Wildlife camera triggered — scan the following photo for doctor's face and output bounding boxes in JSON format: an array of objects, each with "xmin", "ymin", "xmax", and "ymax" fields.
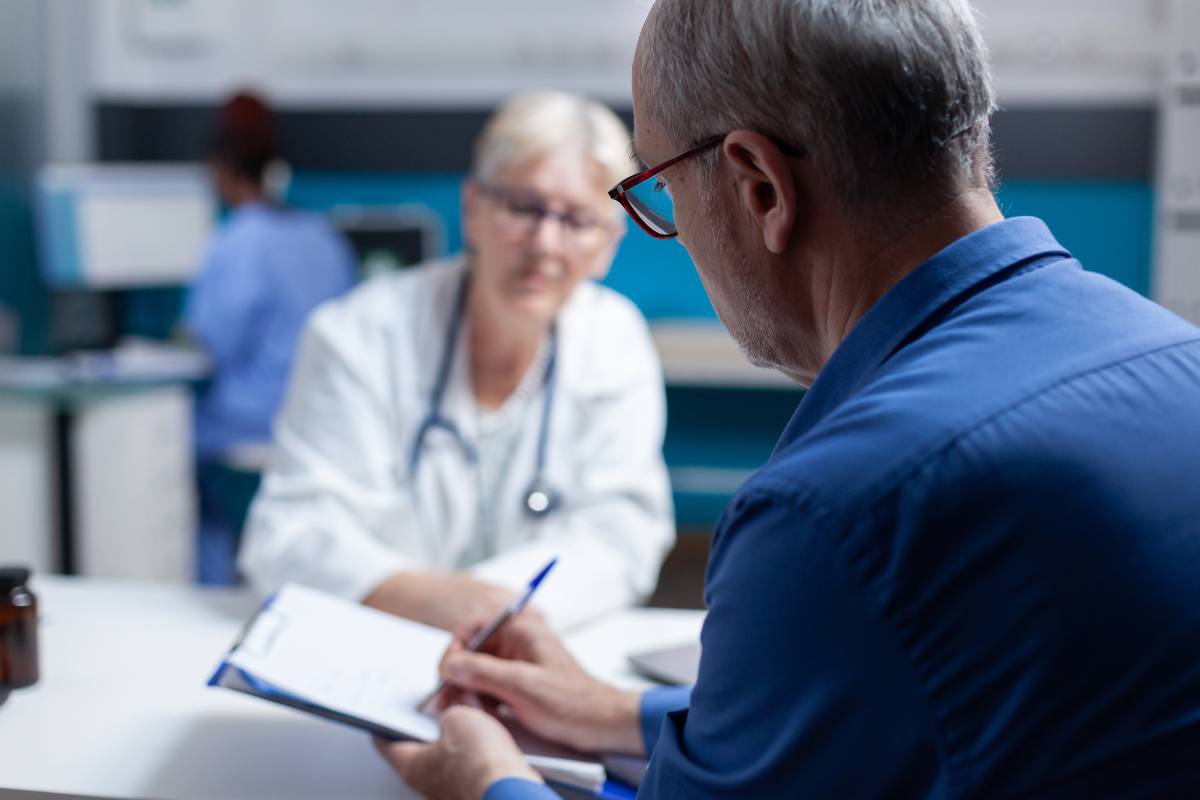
[{"xmin": 464, "ymin": 150, "xmax": 623, "ymax": 326}]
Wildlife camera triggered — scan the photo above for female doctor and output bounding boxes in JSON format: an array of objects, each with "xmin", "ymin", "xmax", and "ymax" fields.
[{"xmin": 238, "ymin": 91, "xmax": 675, "ymax": 631}]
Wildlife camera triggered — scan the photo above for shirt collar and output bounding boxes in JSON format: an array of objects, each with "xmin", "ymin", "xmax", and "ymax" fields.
[
  {"xmin": 773, "ymin": 216, "xmax": 1073, "ymax": 455},
  {"xmin": 225, "ymin": 199, "xmax": 272, "ymax": 222}
]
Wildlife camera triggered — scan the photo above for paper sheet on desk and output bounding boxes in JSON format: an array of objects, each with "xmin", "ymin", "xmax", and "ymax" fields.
[{"xmin": 220, "ymin": 584, "xmax": 608, "ymax": 792}]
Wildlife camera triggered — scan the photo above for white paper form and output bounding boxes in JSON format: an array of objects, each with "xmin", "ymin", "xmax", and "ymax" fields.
[
  {"xmin": 227, "ymin": 584, "xmax": 450, "ymax": 741},
  {"xmin": 222, "ymin": 584, "xmax": 606, "ymax": 792}
]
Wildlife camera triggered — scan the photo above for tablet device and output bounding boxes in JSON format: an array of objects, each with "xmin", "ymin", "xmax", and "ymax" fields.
[{"xmin": 627, "ymin": 641, "xmax": 700, "ymax": 685}]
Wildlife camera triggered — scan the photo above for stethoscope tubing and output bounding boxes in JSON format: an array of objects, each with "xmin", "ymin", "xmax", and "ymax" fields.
[{"xmin": 408, "ymin": 272, "xmax": 560, "ymax": 517}]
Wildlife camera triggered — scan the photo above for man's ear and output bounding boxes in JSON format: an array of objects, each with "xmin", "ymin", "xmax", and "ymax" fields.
[{"xmin": 721, "ymin": 130, "xmax": 799, "ymax": 255}]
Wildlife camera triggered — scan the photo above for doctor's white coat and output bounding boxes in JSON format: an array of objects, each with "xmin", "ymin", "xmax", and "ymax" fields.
[{"xmin": 239, "ymin": 258, "xmax": 675, "ymax": 629}]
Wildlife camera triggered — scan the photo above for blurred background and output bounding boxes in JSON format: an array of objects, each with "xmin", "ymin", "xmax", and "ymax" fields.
[{"xmin": 0, "ymin": 0, "xmax": 1197, "ymax": 606}]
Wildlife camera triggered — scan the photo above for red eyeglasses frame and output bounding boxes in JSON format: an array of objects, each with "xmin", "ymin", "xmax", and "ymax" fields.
[
  {"xmin": 607, "ymin": 136, "xmax": 725, "ymax": 240},
  {"xmin": 609, "ymin": 134, "xmax": 806, "ymax": 239}
]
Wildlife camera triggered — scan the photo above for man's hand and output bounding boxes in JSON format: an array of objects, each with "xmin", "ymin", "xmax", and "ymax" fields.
[
  {"xmin": 376, "ymin": 705, "xmax": 541, "ymax": 800},
  {"xmin": 436, "ymin": 612, "xmax": 645, "ymax": 756},
  {"xmin": 364, "ymin": 571, "xmax": 518, "ymax": 632}
]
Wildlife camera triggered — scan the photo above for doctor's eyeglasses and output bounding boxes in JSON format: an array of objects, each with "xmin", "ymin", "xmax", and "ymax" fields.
[
  {"xmin": 609, "ymin": 134, "xmax": 807, "ymax": 239},
  {"xmin": 477, "ymin": 183, "xmax": 613, "ymax": 254}
]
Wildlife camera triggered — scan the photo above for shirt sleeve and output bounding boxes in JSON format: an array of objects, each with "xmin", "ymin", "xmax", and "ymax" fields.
[
  {"xmin": 640, "ymin": 687, "xmax": 692, "ymax": 755},
  {"xmin": 184, "ymin": 233, "xmax": 265, "ymax": 368},
  {"xmin": 238, "ymin": 303, "xmax": 417, "ymax": 601},
  {"xmin": 482, "ymin": 778, "xmax": 558, "ymax": 800},
  {"xmin": 469, "ymin": 311, "xmax": 675, "ymax": 630},
  {"xmin": 477, "ymin": 690, "xmax": 687, "ymax": 800},
  {"xmin": 637, "ymin": 485, "xmax": 940, "ymax": 798}
]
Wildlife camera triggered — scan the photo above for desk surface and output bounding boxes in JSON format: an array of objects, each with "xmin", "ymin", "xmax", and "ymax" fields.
[{"xmin": 0, "ymin": 576, "xmax": 703, "ymax": 800}]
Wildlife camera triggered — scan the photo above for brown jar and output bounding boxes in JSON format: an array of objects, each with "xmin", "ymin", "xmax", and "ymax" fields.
[{"xmin": 0, "ymin": 567, "xmax": 39, "ymax": 694}]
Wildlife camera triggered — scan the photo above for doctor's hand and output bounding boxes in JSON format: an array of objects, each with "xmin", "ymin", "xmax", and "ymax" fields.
[
  {"xmin": 375, "ymin": 705, "xmax": 541, "ymax": 800},
  {"xmin": 364, "ymin": 571, "xmax": 519, "ymax": 632},
  {"xmin": 436, "ymin": 612, "xmax": 646, "ymax": 756}
]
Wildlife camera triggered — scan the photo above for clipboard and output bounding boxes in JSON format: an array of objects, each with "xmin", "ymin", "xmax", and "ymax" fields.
[{"xmin": 208, "ymin": 584, "xmax": 639, "ymax": 798}]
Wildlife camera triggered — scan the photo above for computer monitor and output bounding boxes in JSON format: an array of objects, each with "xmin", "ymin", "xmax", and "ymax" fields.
[
  {"xmin": 36, "ymin": 163, "xmax": 216, "ymax": 289},
  {"xmin": 330, "ymin": 205, "xmax": 445, "ymax": 279}
]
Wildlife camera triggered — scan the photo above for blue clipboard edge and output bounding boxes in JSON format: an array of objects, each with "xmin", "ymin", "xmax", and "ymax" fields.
[{"xmin": 207, "ymin": 590, "xmax": 278, "ymax": 689}]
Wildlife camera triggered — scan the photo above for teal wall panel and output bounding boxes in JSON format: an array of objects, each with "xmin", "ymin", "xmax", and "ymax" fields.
[
  {"xmin": 994, "ymin": 181, "xmax": 1154, "ymax": 296},
  {"xmin": 0, "ymin": 173, "xmax": 1159, "ymax": 356},
  {"xmin": 284, "ymin": 171, "xmax": 715, "ymax": 318},
  {"xmin": 285, "ymin": 172, "xmax": 715, "ymax": 319},
  {"xmin": 286, "ymin": 173, "xmax": 1157, "ymax": 319}
]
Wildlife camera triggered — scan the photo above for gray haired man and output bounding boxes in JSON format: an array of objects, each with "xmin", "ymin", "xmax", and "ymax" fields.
[{"xmin": 380, "ymin": 1, "xmax": 1200, "ymax": 797}]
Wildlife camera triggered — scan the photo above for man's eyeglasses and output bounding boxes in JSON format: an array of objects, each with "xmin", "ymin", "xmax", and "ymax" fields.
[
  {"xmin": 608, "ymin": 134, "xmax": 805, "ymax": 240},
  {"xmin": 478, "ymin": 183, "xmax": 612, "ymax": 254},
  {"xmin": 608, "ymin": 136, "xmax": 723, "ymax": 240}
]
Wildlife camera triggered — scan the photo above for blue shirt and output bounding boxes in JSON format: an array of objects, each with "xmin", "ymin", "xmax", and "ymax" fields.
[
  {"xmin": 186, "ymin": 201, "xmax": 355, "ymax": 457},
  {"xmin": 486, "ymin": 217, "xmax": 1200, "ymax": 799}
]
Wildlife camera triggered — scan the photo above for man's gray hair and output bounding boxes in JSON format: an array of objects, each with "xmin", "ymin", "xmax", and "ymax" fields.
[{"xmin": 642, "ymin": 0, "xmax": 996, "ymax": 211}]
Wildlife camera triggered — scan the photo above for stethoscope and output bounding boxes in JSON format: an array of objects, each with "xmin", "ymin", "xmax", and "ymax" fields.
[{"xmin": 408, "ymin": 274, "xmax": 561, "ymax": 518}]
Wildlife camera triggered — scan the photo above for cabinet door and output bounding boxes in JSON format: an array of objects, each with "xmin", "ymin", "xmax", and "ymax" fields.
[
  {"xmin": 73, "ymin": 387, "xmax": 196, "ymax": 582},
  {"xmin": 0, "ymin": 403, "xmax": 55, "ymax": 573}
]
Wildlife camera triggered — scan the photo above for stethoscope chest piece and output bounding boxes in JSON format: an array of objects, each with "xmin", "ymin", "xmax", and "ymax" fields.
[{"xmin": 523, "ymin": 479, "xmax": 561, "ymax": 518}]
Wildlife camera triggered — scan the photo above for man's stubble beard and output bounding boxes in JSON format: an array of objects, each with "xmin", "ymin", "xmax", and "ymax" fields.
[{"xmin": 701, "ymin": 188, "xmax": 786, "ymax": 372}]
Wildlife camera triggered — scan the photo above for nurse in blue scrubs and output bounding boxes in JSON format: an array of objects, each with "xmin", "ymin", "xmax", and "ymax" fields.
[{"xmin": 185, "ymin": 92, "xmax": 356, "ymax": 584}]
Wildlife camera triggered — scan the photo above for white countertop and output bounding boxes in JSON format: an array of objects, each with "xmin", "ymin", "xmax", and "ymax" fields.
[
  {"xmin": 0, "ymin": 576, "xmax": 703, "ymax": 800},
  {"xmin": 651, "ymin": 322, "xmax": 801, "ymax": 389}
]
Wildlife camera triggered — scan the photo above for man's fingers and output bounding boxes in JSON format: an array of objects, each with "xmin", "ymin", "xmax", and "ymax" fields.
[
  {"xmin": 442, "ymin": 651, "xmax": 538, "ymax": 705},
  {"xmin": 437, "ymin": 639, "xmax": 466, "ymax": 675},
  {"xmin": 434, "ymin": 683, "xmax": 462, "ymax": 711},
  {"xmin": 374, "ymin": 739, "xmax": 427, "ymax": 777},
  {"xmin": 449, "ymin": 621, "xmax": 480, "ymax": 646},
  {"xmin": 518, "ymin": 604, "xmax": 545, "ymax": 625},
  {"xmin": 457, "ymin": 690, "xmax": 486, "ymax": 710}
]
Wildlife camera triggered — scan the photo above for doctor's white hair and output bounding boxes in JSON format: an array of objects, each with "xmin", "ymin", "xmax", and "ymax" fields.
[
  {"xmin": 641, "ymin": 0, "xmax": 997, "ymax": 216},
  {"xmin": 470, "ymin": 90, "xmax": 636, "ymax": 204}
]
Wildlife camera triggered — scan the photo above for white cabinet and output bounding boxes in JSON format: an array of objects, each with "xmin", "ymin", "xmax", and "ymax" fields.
[
  {"xmin": 0, "ymin": 402, "xmax": 56, "ymax": 573},
  {"xmin": 0, "ymin": 384, "xmax": 196, "ymax": 582},
  {"xmin": 72, "ymin": 387, "xmax": 196, "ymax": 582}
]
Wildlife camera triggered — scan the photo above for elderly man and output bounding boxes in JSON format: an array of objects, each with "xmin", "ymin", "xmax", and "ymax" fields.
[{"xmin": 379, "ymin": 1, "xmax": 1200, "ymax": 797}]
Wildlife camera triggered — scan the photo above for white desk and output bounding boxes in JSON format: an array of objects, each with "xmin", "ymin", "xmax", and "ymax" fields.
[{"xmin": 0, "ymin": 577, "xmax": 704, "ymax": 800}]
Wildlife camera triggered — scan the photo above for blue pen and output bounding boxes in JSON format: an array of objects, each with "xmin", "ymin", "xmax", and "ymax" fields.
[{"xmin": 417, "ymin": 557, "xmax": 558, "ymax": 711}]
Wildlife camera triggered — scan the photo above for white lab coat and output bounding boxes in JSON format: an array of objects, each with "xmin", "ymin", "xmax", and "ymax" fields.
[{"xmin": 239, "ymin": 257, "xmax": 675, "ymax": 629}]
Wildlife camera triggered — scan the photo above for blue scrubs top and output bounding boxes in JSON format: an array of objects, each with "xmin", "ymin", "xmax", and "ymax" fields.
[
  {"xmin": 186, "ymin": 201, "xmax": 356, "ymax": 458},
  {"xmin": 487, "ymin": 217, "xmax": 1200, "ymax": 799}
]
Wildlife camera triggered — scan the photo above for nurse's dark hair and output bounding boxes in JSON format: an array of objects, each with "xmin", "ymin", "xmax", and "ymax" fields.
[
  {"xmin": 641, "ymin": 0, "xmax": 997, "ymax": 215},
  {"xmin": 210, "ymin": 91, "xmax": 279, "ymax": 184}
]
